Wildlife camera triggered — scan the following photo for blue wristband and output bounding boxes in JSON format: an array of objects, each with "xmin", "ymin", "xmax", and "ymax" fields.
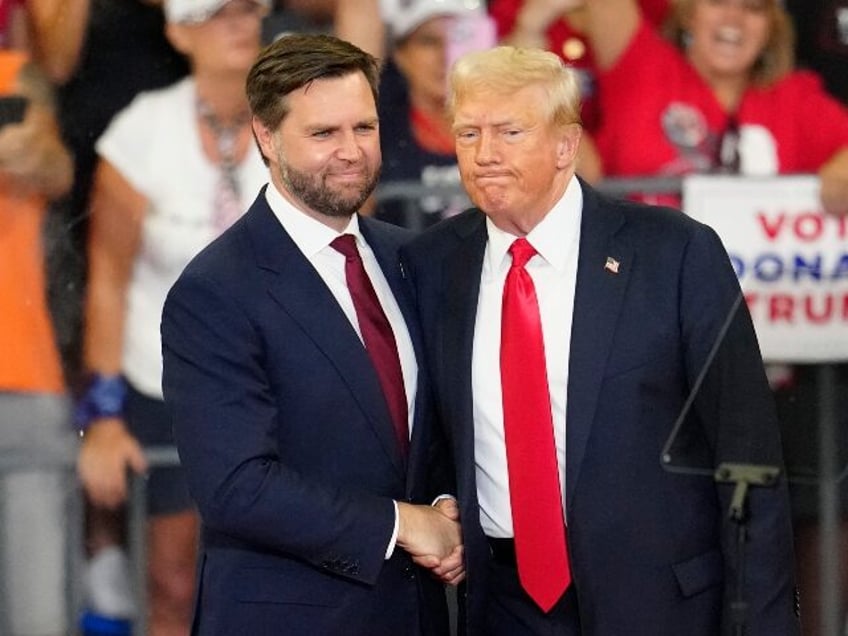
[{"xmin": 73, "ymin": 374, "xmax": 128, "ymax": 432}]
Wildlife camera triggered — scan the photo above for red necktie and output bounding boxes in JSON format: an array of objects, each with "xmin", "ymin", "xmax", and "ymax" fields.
[
  {"xmin": 331, "ymin": 234, "xmax": 409, "ymax": 456},
  {"xmin": 501, "ymin": 238, "xmax": 571, "ymax": 611}
]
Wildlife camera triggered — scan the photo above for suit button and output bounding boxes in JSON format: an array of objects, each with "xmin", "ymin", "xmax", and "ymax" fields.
[{"xmin": 403, "ymin": 564, "xmax": 416, "ymax": 581}]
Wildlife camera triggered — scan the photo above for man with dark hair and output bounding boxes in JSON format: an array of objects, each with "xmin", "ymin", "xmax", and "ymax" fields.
[{"xmin": 162, "ymin": 33, "xmax": 462, "ymax": 636}]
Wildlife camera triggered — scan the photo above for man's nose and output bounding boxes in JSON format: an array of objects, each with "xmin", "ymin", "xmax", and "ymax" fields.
[
  {"xmin": 475, "ymin": 131, "xmax": 498, "ymax": 164},
  {"xmin": 337, "ymin": 130, "xmax": 363, "ymax": 161}
]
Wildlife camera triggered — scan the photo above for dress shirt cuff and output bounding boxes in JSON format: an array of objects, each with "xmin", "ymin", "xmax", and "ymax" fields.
[
  {"xmin": 432, "ymin": 494, "xmax": 457, "ymax": 506},
  {"xmin": 386, "ymin": 500, "xmax": 399, "ymax": 559}
]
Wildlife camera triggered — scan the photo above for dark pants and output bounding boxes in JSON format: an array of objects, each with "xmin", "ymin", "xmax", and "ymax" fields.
[{"xmin": 484, "ymin": 540, "xmax": 581, "ymax": 636}]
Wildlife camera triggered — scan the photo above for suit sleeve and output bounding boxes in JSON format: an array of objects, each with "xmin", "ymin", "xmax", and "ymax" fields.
[
  {"xmin": 679, "ymin": 223, "xmax": 800, "ymax": 634},
  {"xmin": 161, "ymin": 269, "xmax": 395, "ymax": 585}
]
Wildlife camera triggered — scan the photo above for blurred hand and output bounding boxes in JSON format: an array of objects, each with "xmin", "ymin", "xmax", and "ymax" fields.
[
  {"xmin": 77, "ymin": 417, "xmax": 148, "ymax": 508},
  {"xmin": 819, "ymin": 149, "xmax": 848, "ymax": 216},
  {"xmin": 516, "ymin": 0, "xmax": 588, "ymax": 29},
  {"xmin": 0, "ymin": 109, "xmax": 72, "ymax": 197}
]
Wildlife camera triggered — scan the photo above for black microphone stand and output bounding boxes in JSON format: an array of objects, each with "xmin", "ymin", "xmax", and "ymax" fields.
[
  {"xmin": 713, "ymin": 462, "xmax": 781, "ymax": 636},
  {"xmin": 661, "ymin": 293, "xmax": 784, "ymax": 635}
]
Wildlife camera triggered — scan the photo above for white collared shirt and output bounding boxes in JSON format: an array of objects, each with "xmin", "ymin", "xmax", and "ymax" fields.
[
  {"xmin": 264, "ymin": 185, "xmax": 418, "ymax": 434},
  {"xmin": 472, "ymin": 176, "xmax": 583, "ymax": 538}
]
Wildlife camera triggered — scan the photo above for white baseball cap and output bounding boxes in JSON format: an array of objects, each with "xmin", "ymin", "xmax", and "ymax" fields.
[
  {"xmin": 164, "ymin": 0, "xmax": 270, "ymax": 24},
  {"xmin": 381, "ymin": 0, "xmax": 485, "ymax": 41}
]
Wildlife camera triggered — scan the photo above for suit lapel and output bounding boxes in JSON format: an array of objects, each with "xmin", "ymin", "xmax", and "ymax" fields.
[
  {"xmin": 245, "ymin": 196, "xmax": 406, "ymax": 478},
  {"xmin": 566, "ymin": 183, "xmax": 631, "ymax": 512}
]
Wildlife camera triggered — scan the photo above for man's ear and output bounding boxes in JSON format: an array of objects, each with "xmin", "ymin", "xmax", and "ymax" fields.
[
  {"xmin": 555, "ymin": 123, "xmax": 583, "ymax": 169},
  {"xmin": 252, "ymin": 116, "xmax": 275, "ymax": 163}
]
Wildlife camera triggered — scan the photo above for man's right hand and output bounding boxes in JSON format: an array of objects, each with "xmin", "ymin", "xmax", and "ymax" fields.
[
  {"xmin": 77, "ymin": 418, "xmax": 148, "ymax": 508},
  {"xmin": 396, "ymin": 501, "xmax": 462, "ymax": 565}
]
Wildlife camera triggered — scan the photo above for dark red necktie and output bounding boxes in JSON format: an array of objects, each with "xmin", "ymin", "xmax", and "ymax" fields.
[
  {"xmin": 501, "ymin": 237, "xmax": 571, "ymax": 611},
  {"xmin": 331, "ymin": 234, "xmax": 409, "ymax": 456}
]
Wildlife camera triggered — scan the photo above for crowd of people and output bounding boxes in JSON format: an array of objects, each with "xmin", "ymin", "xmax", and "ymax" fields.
[{"xmin": 0, "ymin": 0, "xmax": 846, "ymax": 635}]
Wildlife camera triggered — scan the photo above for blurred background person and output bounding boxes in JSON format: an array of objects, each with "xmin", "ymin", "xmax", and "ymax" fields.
[
  {"xmin": 578, "ymin": 0, "xmax": 848, "ymax": 214},
  {"xmin": 375, "ymin": 0, "xmax": 493, "ymax": 229},
  {"xmin": 20, "ymin": 0, "xmax": 190, "ymax": 625},
  {"xmin": 0, "ymin": 49, "xmax": 74, "ymax": 636},
  {"xmin": 74, "ymin": 0, "xmax": 269, "ymax": 633},
  {"xmin": 26, "ymin": 0, "xmax": 189, "ymax": 389},
  {"xmin": 263, "ymin": 0, "xmax": 336, "ymax": 41},
  {"xmin": 786, "ymin": 0, "xmax": 848, "ymax": 105},
  {"xmin": 488, "ymin": 0, "xmax": 670, "ymax": 132},
  {"xmin": 334, "ymin": 0, "xmax": 386, "ymax": 57}
]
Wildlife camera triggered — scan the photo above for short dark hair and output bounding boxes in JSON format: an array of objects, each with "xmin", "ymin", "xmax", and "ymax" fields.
[{"xmin": 246, "ymin": 33, "xmax": 380, "ymax": 130}]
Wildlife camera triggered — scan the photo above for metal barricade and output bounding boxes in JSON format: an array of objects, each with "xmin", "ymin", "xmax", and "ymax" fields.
[
  {"xmin": 0, "ymin": 444, "xmax": 180, "ymax": 636},
  {"xmin": 126, "ymin": 446, "xmax": 181, "ymax": 636},
  {"xmin": 0, "ymin": 445, "xmax": 84, "ymax": 636}
]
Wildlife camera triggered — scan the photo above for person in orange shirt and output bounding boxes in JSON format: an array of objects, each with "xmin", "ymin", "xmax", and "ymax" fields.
[{"xmin": 0, "ymin": 50, "xmax": 74, "ymax": 636}]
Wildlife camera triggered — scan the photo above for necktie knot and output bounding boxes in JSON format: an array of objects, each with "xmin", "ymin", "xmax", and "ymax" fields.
[
  {"xmin": 331, "ymin": 234, "xmax": 359, "ymax": 260},
  {"xmin": 508, "ymin": 238, "xmax": 537, "ymax": 270}
]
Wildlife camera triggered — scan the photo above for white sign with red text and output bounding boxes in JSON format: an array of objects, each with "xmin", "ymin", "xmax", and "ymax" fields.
[{"xmin": 683, "ymin": 175, "xmax": 848, "ymax": 363}]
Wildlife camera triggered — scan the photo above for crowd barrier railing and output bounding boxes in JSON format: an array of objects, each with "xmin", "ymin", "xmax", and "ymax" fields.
[{"xmin": 0, "ymin": 446, "xmax": 180, "ymax": 636}]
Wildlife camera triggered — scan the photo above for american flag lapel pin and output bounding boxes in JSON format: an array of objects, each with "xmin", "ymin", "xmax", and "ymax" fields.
[{"xmin": 604, "ymin": 256, "xmax": 620, "ymax": 274}]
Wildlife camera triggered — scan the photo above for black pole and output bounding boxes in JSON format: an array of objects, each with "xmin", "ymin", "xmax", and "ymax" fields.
[{"xmin": 714, "ymin": 462, "xmax": 782, "ymax": 635}]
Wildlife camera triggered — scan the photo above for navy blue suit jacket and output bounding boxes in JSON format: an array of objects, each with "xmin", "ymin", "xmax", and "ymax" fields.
[
  {"xmin": 161, "ymin": 190, "xmax": 449, "ymax": 635},
  {"xmin": 401, "ymin": 181, "xmax": 800, "ymax": 635}
]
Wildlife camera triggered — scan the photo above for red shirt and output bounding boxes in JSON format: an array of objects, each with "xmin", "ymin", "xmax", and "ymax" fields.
[
  {"xmin": 597, "ymin": 19, "xmax": 848, "ymax": 180},
  {"xmin": 488, "ymin": 0, "xmax": 670, "ymax": 131}
]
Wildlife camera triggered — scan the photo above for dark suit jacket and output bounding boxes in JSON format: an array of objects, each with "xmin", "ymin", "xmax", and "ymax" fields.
[
  {"xmin": 401, "ymin": 181, "xmax": 800, "ymax": 636},
  {"xmin": 161, "ymin": 190, "xmax": 449, "ymax": 636}
]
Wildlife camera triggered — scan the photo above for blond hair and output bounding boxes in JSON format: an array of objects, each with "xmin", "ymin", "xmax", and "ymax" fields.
[{"xmin": 447, "ymin": 46, "xmax": 582, "ymax": 128}]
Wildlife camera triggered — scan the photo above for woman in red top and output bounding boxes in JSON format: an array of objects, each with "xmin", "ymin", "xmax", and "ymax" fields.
[{"xmin": 579, "ymin": 0, "xmax": 848, "ymax": 215}]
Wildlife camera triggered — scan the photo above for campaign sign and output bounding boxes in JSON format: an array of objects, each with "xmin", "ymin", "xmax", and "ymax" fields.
[{"xmin": 683, "ymin": 175, "xmax": 848, "ymax": 363}]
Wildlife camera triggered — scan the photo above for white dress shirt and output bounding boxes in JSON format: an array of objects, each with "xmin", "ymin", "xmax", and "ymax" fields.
[
  {"xmin": 264, "ymin": 185, "xmax": 417, "ymax": 557},
  {"xmin": 472, "ymin": 176, "xmax": 583, "ymax": 538}
]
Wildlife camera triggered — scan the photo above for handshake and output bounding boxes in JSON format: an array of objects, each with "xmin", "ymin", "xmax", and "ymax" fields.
[{"xmin": 397, "ymin": 499, "xmax": 465, "ymax": 586}]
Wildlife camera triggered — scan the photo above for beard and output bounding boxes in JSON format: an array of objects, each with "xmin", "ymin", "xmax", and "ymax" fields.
[{"xmin": 276, "ymin": 153, "xmax": 380, "ymax": 220}]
